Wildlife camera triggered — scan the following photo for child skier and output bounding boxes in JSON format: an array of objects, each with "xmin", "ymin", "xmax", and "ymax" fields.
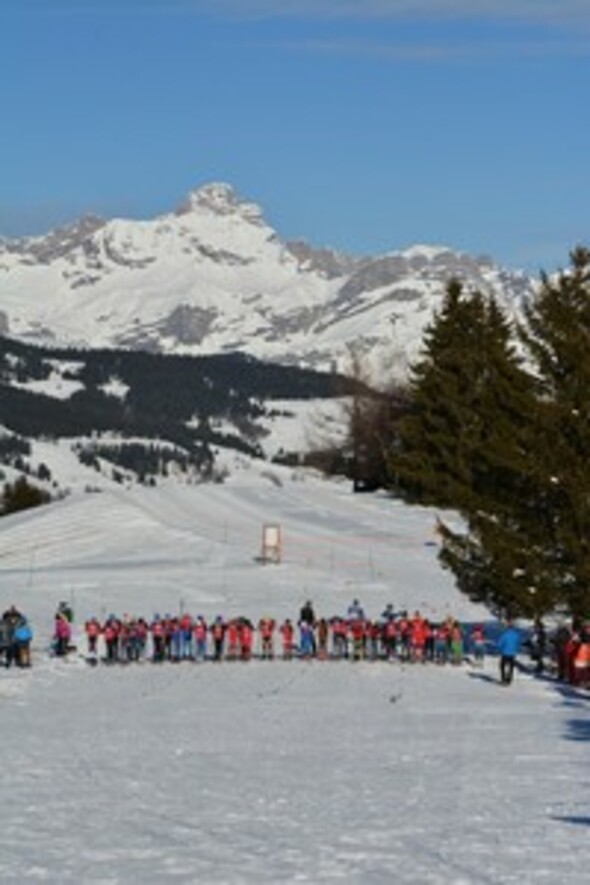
[{"xmin": 279, "ymin": 619, "xmax": 295, "ymax": 660}]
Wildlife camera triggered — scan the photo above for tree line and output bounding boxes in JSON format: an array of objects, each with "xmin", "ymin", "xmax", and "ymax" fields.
[{"xmin": 364, "ymin": 247, "xmax": 589, "ymax": 620}]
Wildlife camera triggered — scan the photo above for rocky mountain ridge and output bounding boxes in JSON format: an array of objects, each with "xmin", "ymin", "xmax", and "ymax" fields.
[{"xmin": 0, "ymin": 183, "xmax": 536, "ymax": 382}]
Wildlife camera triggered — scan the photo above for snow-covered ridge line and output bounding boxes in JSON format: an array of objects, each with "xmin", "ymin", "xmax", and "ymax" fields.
[{"xmin": 0, "ymin": 182, "xmax": 536, "ymax": 382}]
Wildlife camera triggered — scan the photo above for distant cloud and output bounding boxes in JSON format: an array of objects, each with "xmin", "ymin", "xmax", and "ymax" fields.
[
  {"xmin": 189, "ymin": 0, "xmax": 590, "ymax": 28},
  {"xmin": 8, "ymin": 0, "xmax": 590, "ymax": 26},
  {"xmin": 286, "ymin": 34, "xmax": 590, "ymax": 61}
]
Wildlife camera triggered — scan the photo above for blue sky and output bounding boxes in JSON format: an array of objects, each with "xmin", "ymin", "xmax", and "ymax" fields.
[{"xmin": 1, "ymin": 1, "xmax": 589, "ymax": 270}]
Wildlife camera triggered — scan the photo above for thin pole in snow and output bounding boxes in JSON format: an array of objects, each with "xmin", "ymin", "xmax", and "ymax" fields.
[{"xmin": 26, "ymin": 544, "xmax": 37, "ymax": 591}]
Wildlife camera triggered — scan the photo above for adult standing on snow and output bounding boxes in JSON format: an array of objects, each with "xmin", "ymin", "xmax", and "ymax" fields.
[
  {"xmin": 13, "ymin": 617, "xmax": 33, "ymax": 667},
  {"xmin": 529, "ymin": 617, "xmax": 547, "ymax": 675},
  {"xmin": 1, "ymin": 615, "xmax": 17, "ymax": 668},
  {"xmin": 299, "ymin": 600, "xmax": 316, "ymax": 656},
  {"xmin": 299, "ymin": 600, "xmax": 316, "ymax": 628},
  {"xmin": 3, "ymin": 605, "xmax": 23, "ymax": 666},
  {"xmin": 347, "ymin": 598, "xmax": 365, "ymax": 621},
  {"xmin": 498, "ymin": 619, "xmax": 521, "ymax": 685}
]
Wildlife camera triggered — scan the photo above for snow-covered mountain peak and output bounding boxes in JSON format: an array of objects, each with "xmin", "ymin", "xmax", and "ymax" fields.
[
  {"xmin": 0, "ymin": 182, "xmax": 538, "ymax": 381},
  {"xmin": 175, "ymin": 182, "xmax": 265, "ymax": 227},
  {"xmin": 396, "ymin": 244, "xmax": 455, "ymax": 264}
]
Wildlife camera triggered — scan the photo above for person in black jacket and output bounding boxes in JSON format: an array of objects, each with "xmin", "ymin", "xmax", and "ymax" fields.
[
  {"xmin": 0, "ymin": 618, "xmax": 11, "ymax": 667},
  {"xmin": 530, "ymin": 618, "xmax": 547, "ymax": 675},
  {"xmin": 1, "ymin": 607, "xmax": 21, "ymax": 668}
]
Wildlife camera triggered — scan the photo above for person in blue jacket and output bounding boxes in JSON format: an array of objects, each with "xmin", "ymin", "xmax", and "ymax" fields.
[
  {"xmin": 498, "ymin": 619, "xmax": 521, "ymax": 685},
  {"xmin": 12, "ymin": 617, "xmax": 33, "ymax": 668}
]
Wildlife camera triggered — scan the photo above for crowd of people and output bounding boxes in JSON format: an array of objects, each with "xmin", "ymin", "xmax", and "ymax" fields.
[
  {"xmin": 4, "ymin": 596, "xmax": 590, "ymax": 689},
  {"xmin": 76, "ymin": 600, "xmax": 488, "ymax": 667}
]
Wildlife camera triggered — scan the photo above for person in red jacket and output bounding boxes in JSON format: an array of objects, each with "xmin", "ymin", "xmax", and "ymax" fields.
[
  {"xmin": 102, "ymin": 616, "xmax": 121, "ymax": 663},
  {"xmin": 384, "ymin": 618, "xmax": 397, "ymax": 660},
  {"xmin": 54, "ymin": 611, "xmax": 72, "ymax": 658},
  {"xmin": 367, "ymin": 620, "xmax": 381, "ymax": 660},
  {"xmin": 180, "ymin": 612, "xmax": 193, "ymax": 660},
  {"xmin": 566, "ymin": 630, "xmax": 582, "ymax": 684},
  {"xmin": 331, "ymin": 618, "xmax": 348, "ymax": 659},
  {"xmin": 258, "ymin": 617, "xmax": 275, "ymax": 660},
  {"xmin": 349, "ymin": 616, "xmax": 365, "ymax": 661},
  {"xmin": 572, "ymin": 629, "xmax": 590, "ymax": 687},
  {"xmin": 193, "ymin": 617, "xmax": 208, "ymax": 661},
  {"xmin": 410, "ymin": 614, "xmax": 427, "ymax": 663},
  {"xmin": 85, "ymin": 617, "xmax": 101, "ymax": 656},
  {"xmin": 240, "ymin": 619, "xmax": 254, "ymax": 661},
  {"xmin": 279, "ymin": 619, "xmax": 295, "ymax": 660},
  {"xmin": 226, "ymin": 619, "xmax": 240, "ymax": 661}
]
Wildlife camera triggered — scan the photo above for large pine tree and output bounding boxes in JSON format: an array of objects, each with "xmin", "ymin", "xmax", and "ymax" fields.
[
  {"xmin": 392, "ymin": 250, "xmax": 590, "ymax": 619},
  {"xmin": 390, "ymin": 280, "xmax": 486, "ymax": 507},
  {"xmin": 516, "ymin": 247, "xmax": 590, "ymax": 617},
  {"xmin": 392, "ymin": 280, "xmax": 545, "ymax": 616}
]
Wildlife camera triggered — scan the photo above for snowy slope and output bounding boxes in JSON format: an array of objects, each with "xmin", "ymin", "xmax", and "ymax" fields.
[
  {"xmin": 1, "ymin": 471, "xmax": 590, "ymax": 883},
  {"xmin": 0, "ymin": 183, "xmax": 536, "ymax": 380}
]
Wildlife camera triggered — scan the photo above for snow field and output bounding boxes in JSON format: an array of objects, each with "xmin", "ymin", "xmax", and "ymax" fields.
[{"xmin": 1, "ymin": 469, "xmax": 590, "ymax": 883}]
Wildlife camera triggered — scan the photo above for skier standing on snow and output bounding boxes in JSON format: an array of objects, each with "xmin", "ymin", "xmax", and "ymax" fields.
[
  {"xmin": 529, "ymin": 617, "xmax": 546, "ymax": 675},
  {"xmin": 279, "ymin": 619, "xmax": 295, "ymax": 660},
  {"xmin": 151, "ymin": 615, "xmax": 166, "ymax": 663},
  {"xmin": 299, "ymin": 620, "xmax": 315, "ymax": 659},
  {"xmin": 193, "ymin": 616, "xmax": 208, "ymax": 661},
  {"xmin": 258, "ymin": 617, "xmax": 275, "ymax": 660},
  {"xmin": 85, "ymin": 617, "xmax": 101, "ymax": 657},
  {"xmin": 347, "ymin": 598, "xmax": 365, "ymax": 621},
  {"xmin": 498, "ymin": 619, "xmax": 521, "ymax": 685},
  {"xmin": 1, "ymin": 612, "xmax": 16, "ymax": 667},
  {"xmin": 470, "ymin": 624, "xmax": 486, "ymax": 667},
  {"xmin": 240, "ymin": 619, "xmax": 254, "ymax": 661},
  {"xmin": 2, "ymin": 605, "xmax": 24, "ymax": 667},
  {"xmin": 180, "ymin": 612, "xmax": 194, "ymax": 660},
  {"xmin": 553, "ymin": 621, "xmax": 571, "ymax": 681},
  {"xmin": 299, "ymin": 600, "xmax": 316, "ymax": 656},
  {"xmin": 211, "ymin": 616, "xmax": 226, "ymax": 661},
  {"xmin": 316, "ymin": 618, "xmax": 329, "ymax": 659},
  {"xmin": 53, "ymin": 610, "xmax": 72, "ymax": 657},
  {"xmin": 13, "ymin": 617, "xmax": 33, "ymax": 667}
]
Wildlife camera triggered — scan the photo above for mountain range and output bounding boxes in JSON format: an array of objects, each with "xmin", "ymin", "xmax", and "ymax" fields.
[{"xmin": 0, "ymin": 183, "xmax": 536, "ymax": 383}]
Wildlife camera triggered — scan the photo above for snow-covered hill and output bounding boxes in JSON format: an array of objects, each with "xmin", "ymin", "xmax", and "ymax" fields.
[
  {"xmin": 1, "ymin": 470, "xmax": 589, "ymax": 883},
  {"xmin": 0, "ymin": 183, "xmax": 536, "ymax": 380}
]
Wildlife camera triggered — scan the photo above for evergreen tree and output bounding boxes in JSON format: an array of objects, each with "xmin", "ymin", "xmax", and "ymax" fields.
[
  {"xmin": 1, "ymin": 476, "xmax": 51, "ymax": 516},
  {"xmin": 392, "ymin": 281, "xmax": 533, "ymax": 506},
  {"xmin": 391, "ymin": 280, "xmax": 543, "ymax": 616},
  {"xmin": 393, "ymin": 251, "xmax": 590, "ymax": 619},
  {"xmin": 390, "ymin": 280, "xmax": 476, "ymax": 506},
  {"xmin": 515, "ymin": 247, "xmax": 590, "ymax": 617}
]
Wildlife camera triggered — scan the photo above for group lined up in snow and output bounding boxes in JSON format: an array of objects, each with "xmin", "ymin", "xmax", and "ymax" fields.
[
  {"xmin": 76, "ymin": 599, "xmax": 489, "ymax": 668},
  {"xmin": 6, "ymin": 597, "xmax": 589, "ymax": 689}
]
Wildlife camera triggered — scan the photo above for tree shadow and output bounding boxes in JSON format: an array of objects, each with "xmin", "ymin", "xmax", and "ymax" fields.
[
  {"xmin": 552, "ymin": 815, "xmax": 590, "ymax": 827},
  {"xmin": 552, "ymin": 681, "xmax": 590, "ymax": 710},
  {"xmin": 563, "ymin": 717, "xmax": 590, "ymax": 742},
  {"xmin": 547, "ymin": 680, "xmax": 590, "ymax": 746}
]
